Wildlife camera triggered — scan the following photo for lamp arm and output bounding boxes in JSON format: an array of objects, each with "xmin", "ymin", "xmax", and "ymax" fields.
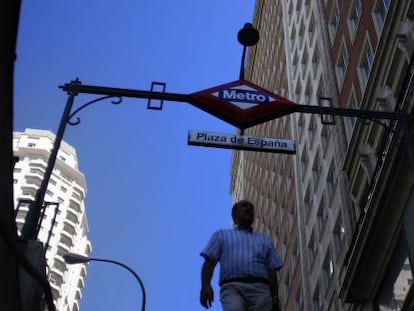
[
  {"xmin": 90, "ymin": 258, "xmax": 146, "ymax": 311},
  {"xmin": 68, "ymin": 95, "xmax": 122, "ymax": 125}
]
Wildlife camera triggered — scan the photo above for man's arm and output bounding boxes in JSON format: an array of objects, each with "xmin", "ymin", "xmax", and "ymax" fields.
[
  {"xmin": 200, "ymin": 259, "xmax": 215, "ymax": 309},
  {"xmin": 268, "ymin": 269, "xmax": 281, "ymax": 311}
]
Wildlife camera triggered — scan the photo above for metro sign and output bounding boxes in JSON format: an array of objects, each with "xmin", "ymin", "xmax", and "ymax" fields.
[
  {"xmin": 189, "ymin": 80, "xmax": 296, "ymax": 129},
  {"xmin": 215, "ymin": 87, "xmax": 273, "ymax": 109}
]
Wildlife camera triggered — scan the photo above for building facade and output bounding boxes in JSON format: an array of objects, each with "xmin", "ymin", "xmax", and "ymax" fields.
[
  {"xmin": 334, "ymin": 0, "xmax": 414, "ymax": 310},
  {"xmin": 13, "ymin": 128, "xmax": 91, "ymax": 311},
  {"xmin": 231, "ymin": 0, "xmax": 414, "ymax": 310},
  {"xmin": 230, "ymin": 1, "xmax": 303, "ymax": 309}
]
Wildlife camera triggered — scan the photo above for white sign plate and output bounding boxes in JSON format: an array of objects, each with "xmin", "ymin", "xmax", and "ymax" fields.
[
  {"xmin": 188, "ymin": 130, "xmax": 296, "ymax": 154},
  {"xmin": 212, "ymin": 85, "xmax": 277, "ymax": 110}
]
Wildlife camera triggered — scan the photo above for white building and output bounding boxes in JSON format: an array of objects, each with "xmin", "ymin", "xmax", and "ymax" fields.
[{"xmin": 13, "ymin": 128, "xmax": 91, "ymax": 311}]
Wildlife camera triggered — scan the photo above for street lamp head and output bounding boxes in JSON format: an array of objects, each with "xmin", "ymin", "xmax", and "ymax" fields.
[
  {"xmin": 63, "ymin": 253, "xmax": 90, "ymax": 264},
  {"xmin": 63, "ymin": 253, "xmax": 147, "ymax": 310},
  {"xmin": 237, "ymin": 23, "xmax": 259, "ymax": 47}
]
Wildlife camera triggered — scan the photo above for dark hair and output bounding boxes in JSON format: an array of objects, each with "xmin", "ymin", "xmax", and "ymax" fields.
[{"xmin": 232, "ymin": 200, "xmax": 254, "ymax": 220}]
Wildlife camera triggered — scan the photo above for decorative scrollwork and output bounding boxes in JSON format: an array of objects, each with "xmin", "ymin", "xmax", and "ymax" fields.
[
  {"xmin": 67, "ymin": 96, "xmax": 123, "ymax": 125},
  {"xmin": 359, "ymin": 118, "xmax": 397, "ymax": 134}
]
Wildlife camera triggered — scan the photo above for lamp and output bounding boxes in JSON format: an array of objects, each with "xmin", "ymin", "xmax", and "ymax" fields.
[
  {"xmin": 238, "ymin": 22, "xmax": 260, "ymax": 80},
  {"xmin": 63, "ymin": 253, "xmax": 146, "ymax": 311}
]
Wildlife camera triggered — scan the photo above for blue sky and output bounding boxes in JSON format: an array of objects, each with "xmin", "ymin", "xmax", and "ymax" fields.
[{"xmin": 15, "ymin": 1, "xmax": 255, "ymax": 310}]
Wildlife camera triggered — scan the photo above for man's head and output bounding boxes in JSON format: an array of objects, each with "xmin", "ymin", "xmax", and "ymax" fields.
[{"xmin": 232, "ymin": 200, "xmax": 255, "ymax": 227}]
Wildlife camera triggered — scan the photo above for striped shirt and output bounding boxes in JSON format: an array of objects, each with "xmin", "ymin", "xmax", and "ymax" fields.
[{"xmin": 200, "ymin": 227, "xmax": 283, "ymax": 285}]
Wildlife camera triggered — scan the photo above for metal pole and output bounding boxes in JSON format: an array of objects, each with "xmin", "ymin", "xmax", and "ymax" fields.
[
  {"xmin": 0, "ymin": 0, "xmax": 22, "ymax": 309},
  {"xmin": 237, "ymin": 22, "xmax": 259, "ymax": 81},
  {"xmin": 90, "ymin": 258, "xmax": 146, "ymax": 311},
  {"xmin": 239, "ymin": 45, "xmax": 247, "ymax": 80},
  {"xmin": 20, "ymin": 92, "xmax": 77, "ymax": 240}
]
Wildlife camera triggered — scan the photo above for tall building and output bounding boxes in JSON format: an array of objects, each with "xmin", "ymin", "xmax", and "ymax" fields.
[
  {"xmin": 231, "ymin": 0, "xmax": 414, "ymax": 310},
  {"xmin": 329, "ymin": 0, "xmax": 414, "ymax": 309},
  {"xmin": 13, "ymin": 128, "xmax": 91, "ymax": 311},
  {"xmin": 230, "ymin": 1, "xmax": 303, "ymax": 309},
  {"xmin": 281, "ymin": 0, "xmax": 352, "ymax": 309}
]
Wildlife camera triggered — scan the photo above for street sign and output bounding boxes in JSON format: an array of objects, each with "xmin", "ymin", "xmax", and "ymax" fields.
[
  {"xmin": 188, "ymin": 130, "xmax": 296, "ymax": 154},
  {"xmin": 189, "ymin": 80, "xmax": 296, "ymax": 129}
]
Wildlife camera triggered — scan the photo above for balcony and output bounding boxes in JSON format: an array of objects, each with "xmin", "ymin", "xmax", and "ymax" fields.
[
  {"xmin": 21, "ymin": 184, "xmax": 38, "ymax": 194},
  {"xmin": 340, "ymin": 146, "xmax": 412, "ymax": 302},
  {"xmin": 68, "ymin": 200, "xmax": 82, "ymax": 214},
  {"xmin": 62, "ymin": 222, "xmax": 76, "ymax": 236}
]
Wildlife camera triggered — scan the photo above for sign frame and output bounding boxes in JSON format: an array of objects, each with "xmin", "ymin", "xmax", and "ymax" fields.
[
  {"xmin": 189, "ymin": 80, "xmax": 296, "ymax": 129},
  {"xmin": 188, "ymin": 130, "xmax": 296, "ymax": 154}
]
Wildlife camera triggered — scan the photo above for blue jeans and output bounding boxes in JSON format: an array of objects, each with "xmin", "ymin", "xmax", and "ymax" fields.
[{"xmin": 220, "ymin": 282, "xmax": 272, "ymax": 311}]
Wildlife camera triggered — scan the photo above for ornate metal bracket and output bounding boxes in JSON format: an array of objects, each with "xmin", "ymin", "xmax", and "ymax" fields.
[{"xmin": 67, "ymin": 95, "xmax": 123, "ymax": 126}]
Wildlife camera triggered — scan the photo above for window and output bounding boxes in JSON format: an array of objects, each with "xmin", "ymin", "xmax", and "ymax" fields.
[
  {"xmin": 308, "ymin": 229, "xmax": 318, "ymax": 269},
  {"xmin": 300, "ymin": 145, "xmax": 309, "ymax": 176},
  {"xmin": 336, "ymin": 43, "xmax": 349, "ymax": 85},
  {"xmin": 304, "ymin": 79, "xmax": 312, "ymax": 104},
  {"xmin": 293, "ymin": 51, "xmax": 299, "ymax": 74},
  {"xmin": 304, "ymin": 185, "xmax": 313, "ymax": 219},
  {"xmin": 317, "ymin": 198, "xmax": 328, "ymax": 236},
  {"xmin": 28, "ymin": 142, "xmax": 36, "ymax": 148},
  {"xmin": 288, "ymin": 1, "xmax": 293, "ymax": 18},
  {"xmin": 282, "ymin": 233, "xmax": 288, "ymax": 259},
  {"xmin": 359, "ymin": 41, "xmax": 374, "ymax": 87},
  {"xmin": 333, "ymin": 214, "xmax": 346, "ymax": 253},
  {"xmin": 312, "ymin": 284, "xmax": 322, "ymax": 311},
  {"xmin": 294, "ymin": 287, "xmax": 302, "ymax": 311},
  {"xmin": 348, "ymin": 0, "xmax": 362, "ymax": 38},
  {"xmin": 66, "ymin": 210, "xmax": 78, "ymax": 224},
  {"xmin": 298, "ymin": 20, "xmax": 306, "ymax": 49},
  {"xmin": 408, "ymin": 1, "xmax": 414, "ymax": 21},
  {"xmin": 302, "ymin": 50, "xmax": 309, "ymax": 74},
  {"xmin": 50, "ymin": 271, "xmax": 64, "ymax": 287},
  {"xmin": 326, "ymin": 161, "xmax": 337, "ymax": 199},
  {"xmin": 290, "ymin": 25, "xmax": 296, "ymax": 52},
  {"xmin": 295, "ymin": 82, "xmax": 301, "ymax": 102},
  {"xmin": 308, "ymin": 116, "xmax": 316, "ymax": 144},
  {"xmin": 329, "ymin": 1, "xmax": 341, "ymax": 43},
  {"xmin": 297, "ymin": 0, "xmax": 302, "ymax": 12},
  {"xmin": 60, "ymin": 171, "xmax": 73, "ymax": 183},
  {"xmin": 321, "ymin": 125, "xmax": 330, "ymax": 153},
  {"xmin": 309, "ymin": 13, "xmax": 315, "ymax": 44},
  {"xmin": 322, "ymin": 249, "xmax": 334, "ymax": 290},
  {"xmin": 59, "ymin": 234, "xmax": 73, "ymax": 248},
  {"xmin": 292, "ymin": 238, "xmax": 299, "ymax": 268},
  {"xmin": 312, "ymin": 151, "xmax": 321, "ymax": 184},
  {"xmin": 312, "ymin": 46, "xmax": 320, "ymax": 74},
  {"xmin": 298, "ymin": 114, "xmax": 305, "ymax": 139},
  {"xmin": 63, "ymin": 222, "xmax": 75, "ymax": 235},
  {"xmin": 373, "ymin": 0, "xmax": 390, "ymax": 31},
  {"xmin": 287, "ymin": 169, "xmax": 293, "ymax": 190},
  {"xmin": 345, "ymin": 89, "xmax": 358, "ymax": 143},
  {"xmin": 288, "ymin": 207, "xmax": 295, "ymax": 233}
]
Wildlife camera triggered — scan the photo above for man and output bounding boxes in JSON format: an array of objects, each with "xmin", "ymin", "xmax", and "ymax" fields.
[{"xmin": 200, "ymin": 200, "xmax": 283, "ymax": 311}]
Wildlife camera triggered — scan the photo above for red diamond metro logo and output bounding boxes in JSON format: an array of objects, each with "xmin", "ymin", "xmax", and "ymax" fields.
[{"xmin": 188, "ymin": 80, "xmax": 296, "ymax": 129}]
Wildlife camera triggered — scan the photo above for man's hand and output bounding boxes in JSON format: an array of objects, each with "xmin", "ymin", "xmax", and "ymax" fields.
[
  {"xmin": 200, "ymin": 285, "xmax": 214, "ymax": 309},
  {"xmin": 200, "ymin": 259, "xmax": 215, "ymax": 308}
]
